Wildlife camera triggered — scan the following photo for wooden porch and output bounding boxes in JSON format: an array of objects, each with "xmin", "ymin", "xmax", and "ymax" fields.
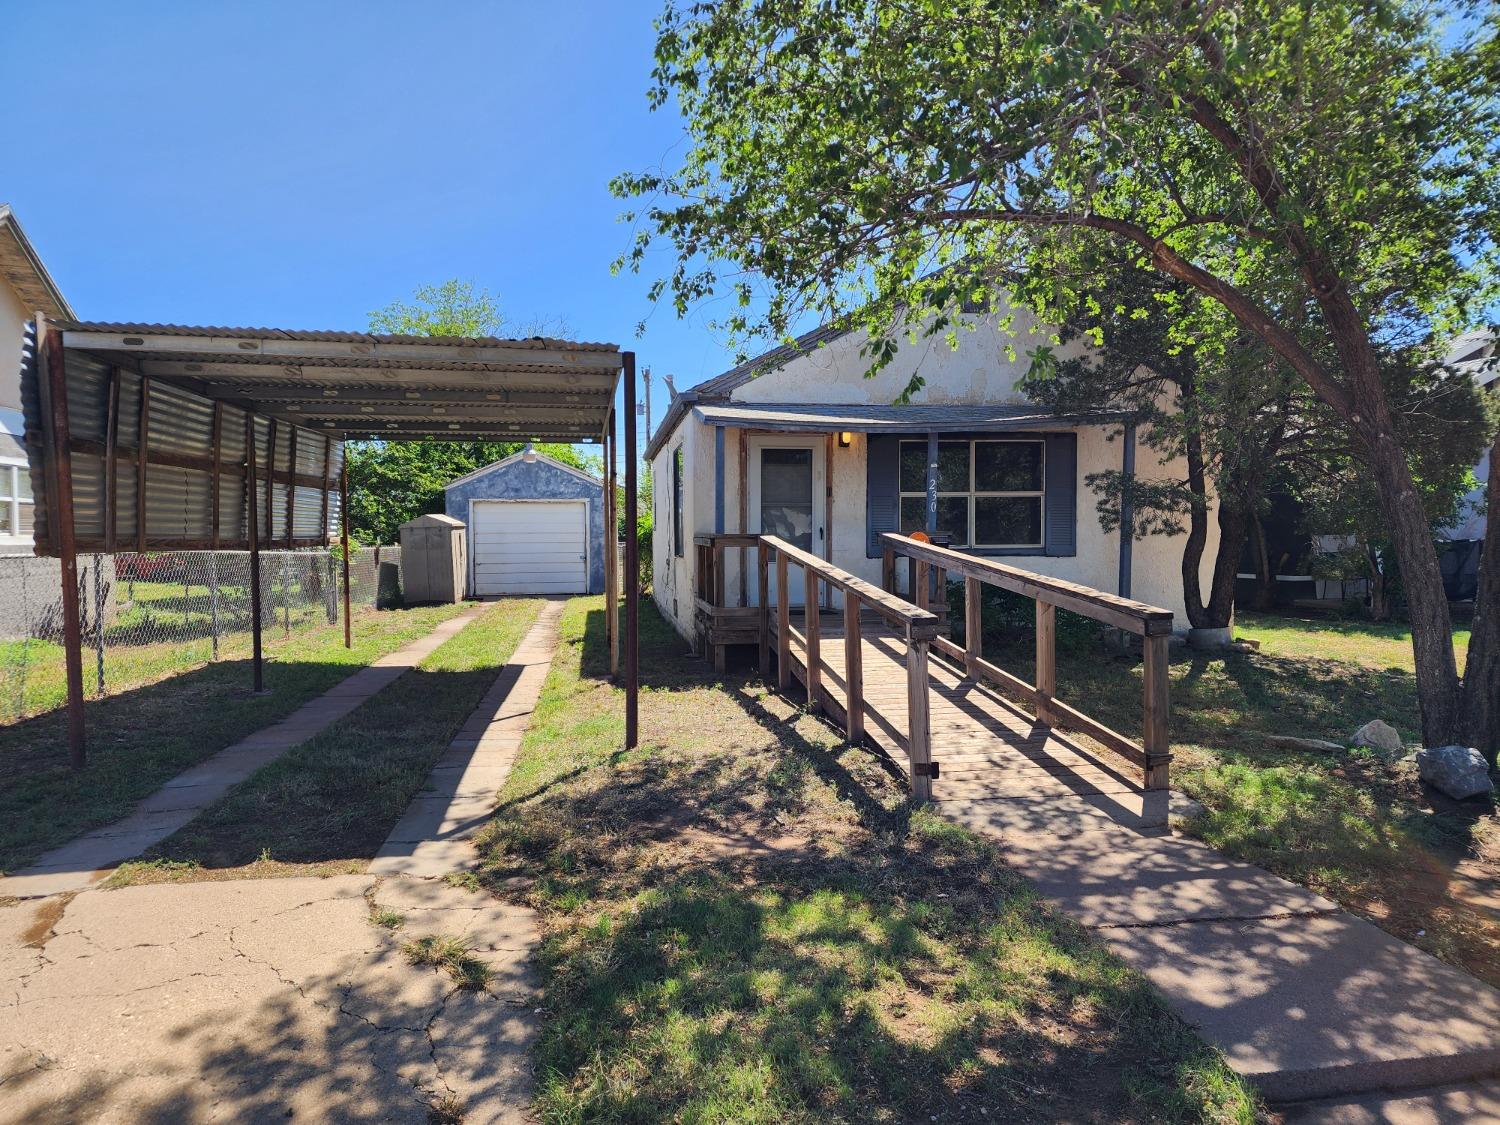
[{"xmin": 697, "ymin": 531, "xmax": 1175, "ymax": 829}]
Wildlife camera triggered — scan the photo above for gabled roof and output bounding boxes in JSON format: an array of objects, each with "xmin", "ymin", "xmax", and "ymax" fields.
[
  {"xmin": 443, "ymin": 447, "xmax": 602, "ymax": 491},
  {"xmin": 688, "ymin": 320, "xmax": 854, "ymax": 399},
  {"xmin": 0, "ymin": 205, "xmax": 73, "ymax": 319}
]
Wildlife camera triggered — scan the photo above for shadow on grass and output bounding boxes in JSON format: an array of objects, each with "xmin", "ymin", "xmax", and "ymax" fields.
[
  {"xmin": 0, "ymin": 604, "xmax": 477, "ymax": 875},
  {"xmin": 472, "ymin": 598, "xmax": 1256, "ymax": 1123}
]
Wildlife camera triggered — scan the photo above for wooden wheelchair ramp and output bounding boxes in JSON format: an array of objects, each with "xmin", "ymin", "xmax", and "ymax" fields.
[{"xmin": 783, "ymin": 611, "xmax": 1170, "ymax": 833}]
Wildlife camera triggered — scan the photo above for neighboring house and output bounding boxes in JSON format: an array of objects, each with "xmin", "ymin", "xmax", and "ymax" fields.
[
  {"xmin": 1437, "ymin": 329, "xmax": 1497, "ymax": 601},
  {"xmin": 443, "ymin": 447, "xmax": 606, "ymax": 596},
  {"xmin": 0, "ymin": 205, "xmax": 74, "ymax": 555},
  {"xmin": 645, "ymin": 305, "xmax": 1218, "ymax": 645}
]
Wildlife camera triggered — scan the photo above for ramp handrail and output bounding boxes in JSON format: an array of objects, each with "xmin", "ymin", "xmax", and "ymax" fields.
[
  {"xmin": 758, "ymin": 535, "xmax": 941, "ymax": 800},
  {"xmin": 880, "ymin": 533, "xmax": 1173, "ymax": 792}
]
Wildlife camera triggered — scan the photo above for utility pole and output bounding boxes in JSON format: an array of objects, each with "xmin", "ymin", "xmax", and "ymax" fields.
[{"xmin": 641, "ymin": 366, "xmax": 652, "ymax": 445}]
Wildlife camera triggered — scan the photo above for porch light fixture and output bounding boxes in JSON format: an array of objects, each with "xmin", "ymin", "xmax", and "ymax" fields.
[{"xmin": 838, "ymin": 431, "xmax": 854, "ymax": 448}]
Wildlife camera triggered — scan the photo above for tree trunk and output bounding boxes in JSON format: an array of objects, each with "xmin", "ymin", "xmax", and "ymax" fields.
[
  {"xmin": 1359, "ymin": 421, "xmax": 1461, "ymax": 745},
  {"xmin": 1461, "ymin": 428, "xmax": 1500, "ymax": 764},
  {"xmin": 1200, "ymin": 499, "xmax": 1248, "ymax": 627},
  {"xmin": 1364, "ymin": 541, "xmax": 1390, "ymax": 622},
  {"xmin": 1180, "ymin": 424, "xmax": 1213, "ymax": 629}
]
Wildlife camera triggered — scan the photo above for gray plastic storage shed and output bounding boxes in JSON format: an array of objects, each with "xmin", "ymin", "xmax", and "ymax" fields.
[{"xmin": 399, "ymin": 513, "xmax": 467, "ymax": 604}]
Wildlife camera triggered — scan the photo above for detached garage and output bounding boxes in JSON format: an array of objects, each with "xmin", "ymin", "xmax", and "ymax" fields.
[{"xmin": 444, "ymin": 447, "xmax": 606, "ymax": 596}]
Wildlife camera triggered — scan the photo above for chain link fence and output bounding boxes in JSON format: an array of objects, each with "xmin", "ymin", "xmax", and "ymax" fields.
[{"xmin": 0, "ymin": 546, "xmax": 402, "ymax": 723}]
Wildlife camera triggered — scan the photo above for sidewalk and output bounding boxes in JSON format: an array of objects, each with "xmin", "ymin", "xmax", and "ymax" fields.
[
  {"xmin": 0, "ymin": 604, "xmax": 490, "ymax": 900},
  {"xmin": 941, "ymin": 786, "xmax": 1500, "ymax": 1106}
]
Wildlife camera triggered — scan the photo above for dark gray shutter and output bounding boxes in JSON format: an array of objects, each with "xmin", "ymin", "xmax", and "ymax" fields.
[
  {"xmin": 867, "ymin": 434, "xmax": 900, "ymax": 557},
  {"xmin": 1043, "ymin": 432, "xmax": 1077, "ymax": 557}
]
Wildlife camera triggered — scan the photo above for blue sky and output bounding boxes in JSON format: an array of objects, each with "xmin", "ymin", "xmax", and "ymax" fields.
[{"xmin": 1, "ymin": 1, "xmax": 732, "ymax": 453}]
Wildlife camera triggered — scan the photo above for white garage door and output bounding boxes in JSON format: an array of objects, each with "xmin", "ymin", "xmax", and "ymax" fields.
[{"xmin": 471, "ymin": 500, "xmax": 587, "ymax": 595}]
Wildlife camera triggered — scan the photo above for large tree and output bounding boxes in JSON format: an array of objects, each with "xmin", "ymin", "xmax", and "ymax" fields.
[
  {"xmin": 617, "ymin": 0, "xmax": 1500, "ymax": 751},
  {"xmin": 347, "ymin": 281, "xmax": 591, "ymax": 543}
]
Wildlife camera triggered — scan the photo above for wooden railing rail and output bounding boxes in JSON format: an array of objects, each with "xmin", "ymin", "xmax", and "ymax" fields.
[
  {"xmin": 880, "ymin": 532, "xmax": 1174, "ymax": 791},
  {"xmin": 758, "ymin": 534, "xmax": 941, "ymax": 801},
  {"xmin": 693, "ymin": 533, "xmax": 763, "ymax": 670}
]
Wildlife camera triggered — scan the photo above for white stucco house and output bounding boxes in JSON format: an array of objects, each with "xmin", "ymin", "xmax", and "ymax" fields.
[
  {"xmin": 0, "ymin": 205, "xmax": 73, "ymax": 556},
  {"xmin": 645, "ymin": 304, "xmax": 1218, "ymax": 648}
]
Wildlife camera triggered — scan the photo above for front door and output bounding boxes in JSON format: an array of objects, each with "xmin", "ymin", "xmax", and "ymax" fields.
[{"xmin": 748, "ymin": 436, "xmax": 826, "ymax": 607}]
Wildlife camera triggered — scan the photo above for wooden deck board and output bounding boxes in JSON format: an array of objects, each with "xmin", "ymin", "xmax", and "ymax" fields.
[{"xmin": 783, "ymin": 610, "xmax": 1151, "ymax": 806}]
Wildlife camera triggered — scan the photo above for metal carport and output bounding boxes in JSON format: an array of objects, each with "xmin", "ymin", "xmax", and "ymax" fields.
[{"xmin": 20, "ymin": 315, "xmax": 640, "ymax": 766}]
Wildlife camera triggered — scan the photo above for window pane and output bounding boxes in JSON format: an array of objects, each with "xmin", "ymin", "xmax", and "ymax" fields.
[
  {"xmin": 898, "ymin": 442, "xmax": 927, "ymax": 492},
  {"xmin": 899, "ymin": 495, "xmax": 927, "ymax": 535},
  {"xmin": 975, "ymin": 442, "xmax": 1042, "ymax": 492},
  {"xmin": 975, "ymin": 496, "xmax": 1042, "ymax": 546},
  {"xmin": 15, "ymin": 467, "xmax": 30, "ymax": 500},
  {"xmin": 936, "ymin": 496, "xmax": 969, "ymax": 546},
  {"xmin": 937, "ymin": 441, "xmax": 970, "ymax": 491},
  {"xmin": 760, "ymin": 448, "xmax": 814, "ymax": 551}
]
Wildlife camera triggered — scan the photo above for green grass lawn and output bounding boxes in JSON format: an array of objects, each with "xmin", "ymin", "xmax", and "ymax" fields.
[
  {"xmin": 2, "ymin": 574, "xmax": 351, "ymax": 723},
  {"xmin": 0, "ymin": 601, "xmax": 474, "ymax": 875},
  {"xmin": 109, "ymin": 598, "xmax": 543, "ymax": 885},
  {"xmin": 471, "ymin": 598, "xmax": 1257, "ymax": 1124},
  {"xmin": 1234, "ymin": 610, "xmax": 1471, "ymax": 674}
]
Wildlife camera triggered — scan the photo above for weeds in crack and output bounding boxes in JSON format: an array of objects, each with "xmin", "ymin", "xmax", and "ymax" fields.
[
  {"xmin": 402, "ymin": 934, "xmax": 491, "ymax": 992},
  {"xmin": 427, "ymin": 1091, "xmax": 466, "ymax": 1124}
]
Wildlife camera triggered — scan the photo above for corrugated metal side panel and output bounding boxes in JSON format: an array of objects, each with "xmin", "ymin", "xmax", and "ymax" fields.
[
  {"xmin": 293, "ymin": 485, "xmax": 324, "ymax": 538},
  {"xmin": 144, "ymin": 464, "xmax": 214, "ymax": 539},
  {"xmin": 251, "ymin": 416, "xmax": 272, "ymax": 541},
  {"xmin": 269, "ymin": 481, "xmax": 290, "ymax": 541},
  {"xmin": 218, "ymin": 473, "xmax": 246, "ymax": 542},
  {"xmin": 220, "ymin": 403, "xmax": 248, "ymax": 465},
  {"xmin": 149, "ymin": 380, "xmax": 214, "ymax": 457},
  {"xmin": 296, "ymin": 430, "xmax": 331, "ymax": 478},
  {"xmin": 115, "ymin": 456, "xmax": 139, "ymax": 545},
  {"xmin": 328, "ymin": 486, "xmax": 344, "ymax": 539},
  {"xmin": 117, "ymin": 371, "xmax": 143, "ymax": 449},
  {"xmin": 69, "ymin": 452, "xmax": 107, "ymax": 542},
  {"xmin": 65, "ymin": 354, "xmax": 112, "ymax": 443}
]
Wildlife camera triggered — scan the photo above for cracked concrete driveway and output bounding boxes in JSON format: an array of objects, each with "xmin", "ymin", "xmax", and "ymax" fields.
[{"xmin": 0, "ymin": 874, "xmax": 539, "ymax": 1124}]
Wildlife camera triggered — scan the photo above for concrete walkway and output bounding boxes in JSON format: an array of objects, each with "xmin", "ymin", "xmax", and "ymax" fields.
[
  {"xmin": 942, "ymin": 781, "xmax": 1500, "ymax": 1106},
  {"xmin": 0, "ymin": 598, "xmax": 566, "ymax": 1124},
  {"xmin": 371, "ymin": 598, "xmax": 565, "ymax": 878},
  {"xmin": 0, "ymin": 874, "xmax": 538, "ymax": 1124},
  {"xmin": 0, "ymin": 604, "xmax": 489, "ymax": 900}
]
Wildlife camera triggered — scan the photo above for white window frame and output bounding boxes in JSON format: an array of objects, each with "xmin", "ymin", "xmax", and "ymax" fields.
[
  {"xmin": 897, "ymin": 439, "xmax": 1045, "ymax": 550},
  {"xmin": 0, "ymin": 458, "xmax": 33, "ymax": 543}
]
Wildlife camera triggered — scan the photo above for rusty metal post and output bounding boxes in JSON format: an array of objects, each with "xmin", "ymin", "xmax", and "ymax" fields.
[
  {"xmin": 38, "ymin": 316, "xmax": 88, "ymax": 767},
  {"xmin": 623, "ymin": 353, "xmax": 639, "ymax": 749},
  {"xmin": 605, "ymin": 409, "xmax": 619, "ymax": 678},
  {"xmin": 340, "ymin": 464, "xmax": 352, "ymax": 648},
  {"xmin": 245, "ymin": 413, "xmax": 266, "ymax": 693}
]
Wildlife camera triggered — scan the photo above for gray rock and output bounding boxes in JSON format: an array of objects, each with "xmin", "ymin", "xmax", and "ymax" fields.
[
  {"xmin": 1188, "ymin": 627, "xmax": 1234, "ymax": 651},
  {"xmin": 1170, "ymin": 794, "xmax": 1208, "ymax": 822},
  {"xmin": 1266, "ymin": 735, "xmax": 1345, "ymax": 753},
  {"xmin": 1351, "ymin": 719, "xmax": 1403, "ymax": 756},
  {"xmin": 1416, "ymin": 745, "xmax": 1495, "ymax": 801}
]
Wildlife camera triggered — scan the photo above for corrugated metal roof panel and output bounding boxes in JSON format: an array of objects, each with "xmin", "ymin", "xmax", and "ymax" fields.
[{"xmin": 60, "ymin": 321, "xmax": 619, "ymax": 352}]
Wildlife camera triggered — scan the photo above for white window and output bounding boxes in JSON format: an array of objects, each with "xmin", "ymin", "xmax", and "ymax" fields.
[
  {"xmin": 0, "ymin": 461, "xmax": 33, "ymax": 540},
  {"xmin": 897, "ymin": 439, "xmax": 1044, "ymax": 549}
]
